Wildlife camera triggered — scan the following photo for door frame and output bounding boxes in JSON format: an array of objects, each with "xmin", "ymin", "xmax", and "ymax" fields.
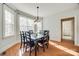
[{"xmin": 61, "ymin": 17, "xmax": 75, "ymax": 44}]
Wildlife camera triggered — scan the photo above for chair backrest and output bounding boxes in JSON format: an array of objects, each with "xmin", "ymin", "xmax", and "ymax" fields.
[
  {"xmin": 25, "ymin": 31, "xmax": 31, "ymax": 42},
  {"xmin": 29, "ymin": 30, "xmax": 33, "ymax": 34},
  {"xmin": 44, "ymin": 30, "xmax": 49, "ymax": 41},
  {"xmin": 20, "ymin": 31, "xmax": 26, "ymax": 43},
  {"xmin": 25, "ymin": 31, "xmax": 35, "ymax": 47}
]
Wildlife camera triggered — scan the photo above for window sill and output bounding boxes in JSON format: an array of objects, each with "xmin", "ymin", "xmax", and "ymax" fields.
[{"xmin": 3, "ymin": 35, "xmax": 16, "ymax": 39}]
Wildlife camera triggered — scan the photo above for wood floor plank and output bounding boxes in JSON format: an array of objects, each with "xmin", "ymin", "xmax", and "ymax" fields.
[{"xmin": 2, "ymin": 40, "xmax": 79, "ymax": 56}]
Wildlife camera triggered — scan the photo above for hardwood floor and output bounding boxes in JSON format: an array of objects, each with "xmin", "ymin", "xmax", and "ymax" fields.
[{"xmin": 1, "ymin": 40, "xmax": 79, "ymax": 56}]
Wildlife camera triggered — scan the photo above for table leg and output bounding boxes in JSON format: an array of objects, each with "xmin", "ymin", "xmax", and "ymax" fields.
[{"xmin": 35, "ymin": 42, "xmax": 37, "ymax": 56}]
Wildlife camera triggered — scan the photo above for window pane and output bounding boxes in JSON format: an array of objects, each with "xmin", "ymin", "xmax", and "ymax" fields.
[
  {"xmin": 27, "ymin": 19, "xmax": 34, "ymax": 30},
  {"xmin": 37, "ymin": 21, "xmax": 42, "ymax": 32},
  {"xmin": 28, "ymin": 19, "xmax": 34, "ymax": 26},
  {"xmin": 19, "ymin": 16, "xmax": 27, "ymax": 31},
  {"xmin": 19, "ymin": 16, "xmax": 34, "ymax": 31},
  {"xmin": 4, "ymin": 10, "xmax": 14, "ymax": 36}
]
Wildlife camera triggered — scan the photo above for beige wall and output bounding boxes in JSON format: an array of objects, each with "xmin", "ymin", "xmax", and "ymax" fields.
[{"xmin": 43, "ymin": 7, "xmax": 79, "ymax": 46}]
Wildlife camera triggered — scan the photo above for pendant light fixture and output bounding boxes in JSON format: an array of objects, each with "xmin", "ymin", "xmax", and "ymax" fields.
[{"xmin": 34, "ymin": 6, "xmax": 39, "ymax": 22}]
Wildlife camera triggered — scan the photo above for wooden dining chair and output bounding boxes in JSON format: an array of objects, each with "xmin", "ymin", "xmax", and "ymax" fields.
[
  {"xmin": 20, "ymin": 31, "xmax": 30, "ymax": 54},
  {"xmin": 44, "ymin": 30, "xmax": 49, "ymax": 48},
  {"xmin": 20, "ymin": 31, "xmax": 26, "ymax": 49},
  {"xmin": 38, "ymin": 30, "xmax": 49, "ymax": 52},
  {"xmin": 25, "ymin": 31, "xmax": 35, "ymax": 56}
]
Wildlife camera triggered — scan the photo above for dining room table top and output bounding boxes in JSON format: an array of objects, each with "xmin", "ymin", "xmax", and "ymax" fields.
[{"xmin": 31, "ymin": 33, "xmax": 44, "ymax": 40}]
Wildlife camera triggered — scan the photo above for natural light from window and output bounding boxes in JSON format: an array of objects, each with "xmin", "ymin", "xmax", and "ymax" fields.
[
  {"xmin": 49, "ymin": 41, "xmax": 79, "ymax": 56},
  {"xmin": 19, "ymin": 16, "xmax": 34, "ymax": 31},
  {"xmin": 4, "ymin": 9, "xmax": 15, "ymax": 37}
]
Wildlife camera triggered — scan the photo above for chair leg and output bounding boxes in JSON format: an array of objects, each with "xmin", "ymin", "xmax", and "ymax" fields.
[
  {"xmin": 46, "ymin": 43, "xmax": 48, "ymax": 48},
  {"xmin": 43, "ymin": 44, "xmax": 45, "ymax": 52},
  {"xmin": 23, "ymin": 44, "xmax": 25, "ymax": 52},
  {"xmin": 20, "ymin": 42, "xmax": 22, "ymax": 49},
  {"xmin": 25, "ymin": 44, "xmax": 27, "ymax": 52},
  {"xmin": 46, "ymin": 43, "xmax": 49, "ymax": 48},
  {"xmin": 29, "ymin": 47, "xmax": 31, "ymax": 56},
  {"xmin": 37, "ymin": 44, "xmax": 39, "ymax": 52}
]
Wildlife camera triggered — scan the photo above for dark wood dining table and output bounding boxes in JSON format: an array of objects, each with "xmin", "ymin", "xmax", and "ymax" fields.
[{"xmin": 31, "ymin": 33, "xmax": 44, "ymax": 56}]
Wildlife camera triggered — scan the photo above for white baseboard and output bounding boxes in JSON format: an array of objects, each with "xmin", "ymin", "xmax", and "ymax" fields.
[
  {"xmin": 50, "ymin": 39, "xmax": 61, "ymax": 42},
  {"xmin": 50, "ymin": 39, "xmax": 79, "ymax": 46},
  {"xmin": 74, "ymin": 43, "xmax": 79, "ymax": 46}
]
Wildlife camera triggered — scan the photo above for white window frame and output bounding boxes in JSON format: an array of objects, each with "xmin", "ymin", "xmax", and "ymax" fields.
[
  {"xmin": 19, "ymin": 15, "xmax": 34, "ymax": 31},
  {"xmin": 19, "ymin": 15, "xmax": 28, "ymax": 31},
  {"xmin": 3, "ymin": 5, "xmax": 15, "ymax": 37}
]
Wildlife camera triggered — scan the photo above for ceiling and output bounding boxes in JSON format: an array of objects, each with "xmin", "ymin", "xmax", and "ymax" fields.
[{"xmin": 8, "ymin": 3, "xmax": 78, "ymax": 17}]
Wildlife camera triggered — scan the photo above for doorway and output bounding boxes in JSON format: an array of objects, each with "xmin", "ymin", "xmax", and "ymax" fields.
[{"xmin": 61, "ymin": 17, "xmax": 74, "ymax": 44}]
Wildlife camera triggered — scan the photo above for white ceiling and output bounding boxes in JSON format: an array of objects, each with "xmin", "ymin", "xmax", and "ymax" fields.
[{"xmin": 8, "ymin": 3, "xmax": 78, "ymax": 17}]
